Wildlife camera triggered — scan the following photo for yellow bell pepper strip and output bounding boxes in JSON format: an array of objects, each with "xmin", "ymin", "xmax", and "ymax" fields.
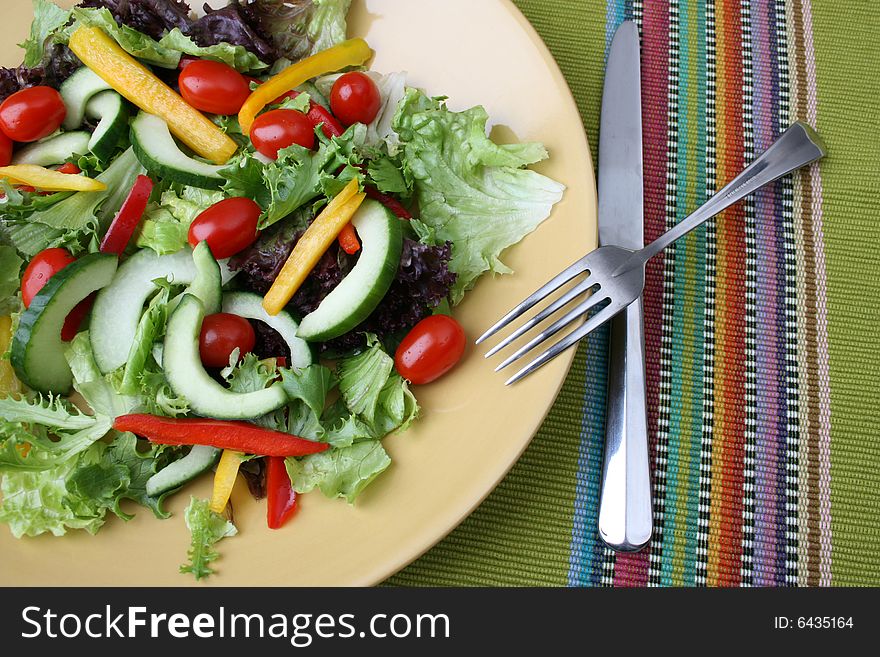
[
  {"xmin": 210, "ymin": 449, "xmax": 243, "ymax": 514},
  {"xmin": 0, "ymin": 317, "xmax": 20, "ymax": 396},
  {"xmin": 68, "ymin": 26, "xmax": 237, "ymax": 165},
  {"xmin": 0, "ymin": 165, "xmax": 106, "ymax": 192},
  {"xmin": 262, "ymin": 179, "xmax": 365, "ymax": 315},
  {"xmin": 238, "ymin": 38, "xmax": 373, "ymax": 135}
]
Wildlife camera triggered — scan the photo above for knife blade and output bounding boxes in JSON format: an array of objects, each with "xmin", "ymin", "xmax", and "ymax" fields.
[{"xmin": 596, "ymin": 20, "xmax": 652, "ymax": 551}]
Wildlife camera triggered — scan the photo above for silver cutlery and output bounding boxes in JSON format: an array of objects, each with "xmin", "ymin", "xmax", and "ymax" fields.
[
  {"xmin": 594, "ymin": 21, "xmax": 651, "ymax": 551},
  {"xmin": 477, "ymin": 120, "xmax": 826, "ymax": 386}
]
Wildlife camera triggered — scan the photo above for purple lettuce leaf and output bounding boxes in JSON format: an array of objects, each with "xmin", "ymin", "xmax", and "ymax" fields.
[{"xmin": 77, "ymin": 0, "xmax": 193, "ymax": 40}]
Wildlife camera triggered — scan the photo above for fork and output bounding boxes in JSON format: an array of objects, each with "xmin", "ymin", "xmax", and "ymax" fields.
[{"xmin": 478, "ymin": 121, "xmax": 826, "ymax": 385}]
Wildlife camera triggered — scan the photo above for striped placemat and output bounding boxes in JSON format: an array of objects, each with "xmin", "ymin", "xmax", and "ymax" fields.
[{"xmin": 387, "ymin": 0, "xmax": 880, "ymax": 586}]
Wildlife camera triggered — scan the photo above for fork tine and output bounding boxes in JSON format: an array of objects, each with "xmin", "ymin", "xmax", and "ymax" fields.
[
  {"xmin": 484, "ymin": 275, "xmax": 597, "ymax": 358},
  {"xmin": 504, "ymin": 303, "xmax": 620, "ymax": 385},
  {"xmin": 475, "ymin": 255, "xmax": 591, "ymax": 345},
  {"xmin": 493, "ymin": 290, "xmax": 609, "ymax": 372}
]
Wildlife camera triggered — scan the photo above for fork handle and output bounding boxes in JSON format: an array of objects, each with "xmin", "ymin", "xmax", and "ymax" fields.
[
  {"xmin": 598, "ymin": 296, "xmax": 652, "ymax": 551},
  {"xmin": 631, "ymin": 121, "xmax": 826, "ymax": 268}
]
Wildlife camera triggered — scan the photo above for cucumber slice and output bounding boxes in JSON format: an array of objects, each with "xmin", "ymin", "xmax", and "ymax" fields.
[
  {"xmin": 60, "ymin": 66, "xmax": 113, "ymax": 131},
  {"xmin": 222, "ymin": 291, "xmax": 312, "ymax": 369},
  {"xmin": 130, "ymin": 112, "xmax": 225, "ymax": 189},
  {"xmin": 11, "ymin": 131, "xmax": 91, "ymax": 166},
  {"xmin": 297, "ymin": 200, "xmax": 403, "ymax": 342},
  {"xmin": 11, "ymin": 253, "xmax": 118, "ymax": 393},
  {"xmin": 145, "ymin": 445, "xmax": 220, "ymax": 497},
  {"xmin": 90, "ymin": 247, "xmax": 233, "ymax": 374},
  {"xmin": 164, "ymin": 295, "xmax": 288, "ymax": 419},
  {"xmin": 85, "ymin": 91, "xmax": 129, "ymax": 161}
]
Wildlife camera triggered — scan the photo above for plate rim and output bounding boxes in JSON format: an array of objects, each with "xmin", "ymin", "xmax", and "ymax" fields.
[{"xmin": 355, "ymin": 0, "xmax": 597, "ymax": 586}]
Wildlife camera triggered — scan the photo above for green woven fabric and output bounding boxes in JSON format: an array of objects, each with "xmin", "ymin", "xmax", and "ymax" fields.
[{"xmin": 811, "ymin": 4, "xmax": 880, "ymax": 586}]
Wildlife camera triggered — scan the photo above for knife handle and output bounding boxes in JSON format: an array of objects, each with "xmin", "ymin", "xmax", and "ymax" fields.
[{"xmin": 597, "ymin": 296, "xmax": 652, "ymax": 551}]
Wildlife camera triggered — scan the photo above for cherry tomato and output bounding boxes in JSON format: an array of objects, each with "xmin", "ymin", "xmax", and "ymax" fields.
[
  {"xmin": 0, "ymin": 86, "xmax": 66, "ymax": 142},
  {"xmin": 188, "ymin": 197, "xmax": 261, "ymax": 259},
  {"xmin": 178, "ymin": 60, "xmax": 251, "ymax": 115},
  {"xmin": 199, "ymin": 313, "xmax": 256, "ymax": 368},
  {"xmin": 21, "ymin": 248, "xmax": 76, "ymax": 307},
  {"xmin": 21, "ymin": 248, "xmax": 87, "ymax": 341},
  {"xmin": 395, "ymin": 315, "xmax": 466, "ymax": 384},
  {"xmin": 250, "ymin": 109, "xmax": 315, "ymax": 159},
  {"xmin": 330, "ymin": 72, "xmax": 381, "ymax": 126},
  {"xmin": 0, "ymin": 130, "xmax": 12, "ymax": 166}
]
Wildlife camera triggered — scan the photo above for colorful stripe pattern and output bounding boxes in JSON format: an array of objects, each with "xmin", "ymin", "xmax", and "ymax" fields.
[
  {"xmin": 567, "ymin": 0, "xmax": 833, "ymax": 586},
  {"xmin": 389, "ymin": 0, "xmax": 862, "ymax": 588}
]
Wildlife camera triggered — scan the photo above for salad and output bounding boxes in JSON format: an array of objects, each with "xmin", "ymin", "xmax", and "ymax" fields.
[{"xmin": 0, "ymin": 0, "xmax": 564, "ymax": 580}]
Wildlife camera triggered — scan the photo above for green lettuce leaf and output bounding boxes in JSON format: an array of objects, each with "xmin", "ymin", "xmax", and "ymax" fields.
[
  {"xmin": 392, "ymin": 89, "xmax": 565, "ymax": 303},
  {"xmin": 120, "ymin": 281, "xmax": 171, "ymax": 394},
  {"xmin": 280, "ymin": 364, "xmax": 335, "ymax": 417},
  {"xmin": 19, "ymin": 0, "xmax": 70, "ymax": 68},
  {"xmin": 2, "ymin": 148, "xmax": 144, "ymax": 257},
  {"xmin": 285, "ymin": 440, "xmax": 390, "ymax": 503},
  {"xmin": 308, "ymin": 0, "xmax": 352, "ymax": 54},
  {"xmin": 0, "ymin": 442, "xmax": 110, "ymax": 537},
  {"xmin": 137, "ymin": 186, "xmax": 226, "ymax": 255},
  {"xmin": 365, "ymin": 155, "xmax": 409, "ymax": 195},
  {"xmin": 69, "ymin": 8, "xmax": 181, "ymax": 68},
  {"xmin": 277, "ymin": 92, "xmax": 312, "ymax": 114},
  {"xmin": 180, "ymin": 496, "xmax": 237, "ymax": 581},
  {"xmin": 335, "ymin": 336, "xmax": 419, "ymax": 437},
  {"xmin": 65, "ymin": 332, "xmax": 140, "ymax": 419},
  {"xmin": 158, "ymin": 28, "xmax": 268, "ymax": 72},
  {"xmin": 0, "ymin": 246, "xmax": 23, "ymax": 315},
  {"xmin": 336, "ymin": 335, "xmax": 393, "ymax": 424},
  {"xmin": 221, "ymin": 125, "xmax": 365, "ymax": 229}
]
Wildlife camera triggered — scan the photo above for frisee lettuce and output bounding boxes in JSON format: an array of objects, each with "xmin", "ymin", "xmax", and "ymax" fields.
[
  {"xmin": 180, "ymin": 497, "xmax": 237, "ymax": 581},
  {"xmin": 0, "ymin": 442, "xmax": 109, "ymax": 537},
  {"xmin": 137, "ymin": 186, "xmax": 226, "ymax": 255},
  {"xmin": 0, "ymin": 431, "xmax": 175, "ymax": 538}
]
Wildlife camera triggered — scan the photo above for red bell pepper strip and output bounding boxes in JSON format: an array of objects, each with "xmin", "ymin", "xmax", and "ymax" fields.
[
  {"xmin": 364, "ymin": 185, "xmax": 412, "ymax": 219},
  {"xmin": 114, "ymin": 414, "xmax": 330, "ymax": 457},
  {"xmin": 306, "ymin": 103, "xmax": 345, "ymax": 138},
  {"xmin": 56, "ymin": 162, "xmax": 81, "ymax": 175},
  {"xmin": 99, "ymin": 174, "xmax": 154, "ymax": 255},
  {"xmin": 266, "ymin": 456, "xmax": 298, "ymax": 529},
  {"xmin": 61, "ymin": 295, "xmax": 93, "ymax": 342},
  {"xmin": 337, "ymin": 222, "xmax": 360, "ymax": 254}
]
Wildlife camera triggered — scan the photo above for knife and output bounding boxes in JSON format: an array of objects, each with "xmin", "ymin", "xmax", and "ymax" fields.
[{"xmin": 596, "ymin": 20, "xmax": 652, "ymax": 551}]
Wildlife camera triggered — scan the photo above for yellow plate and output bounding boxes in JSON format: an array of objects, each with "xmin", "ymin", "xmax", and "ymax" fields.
[{"xmin": 0, "ymin": 0, "xmax": 596, "ymax": 586}]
